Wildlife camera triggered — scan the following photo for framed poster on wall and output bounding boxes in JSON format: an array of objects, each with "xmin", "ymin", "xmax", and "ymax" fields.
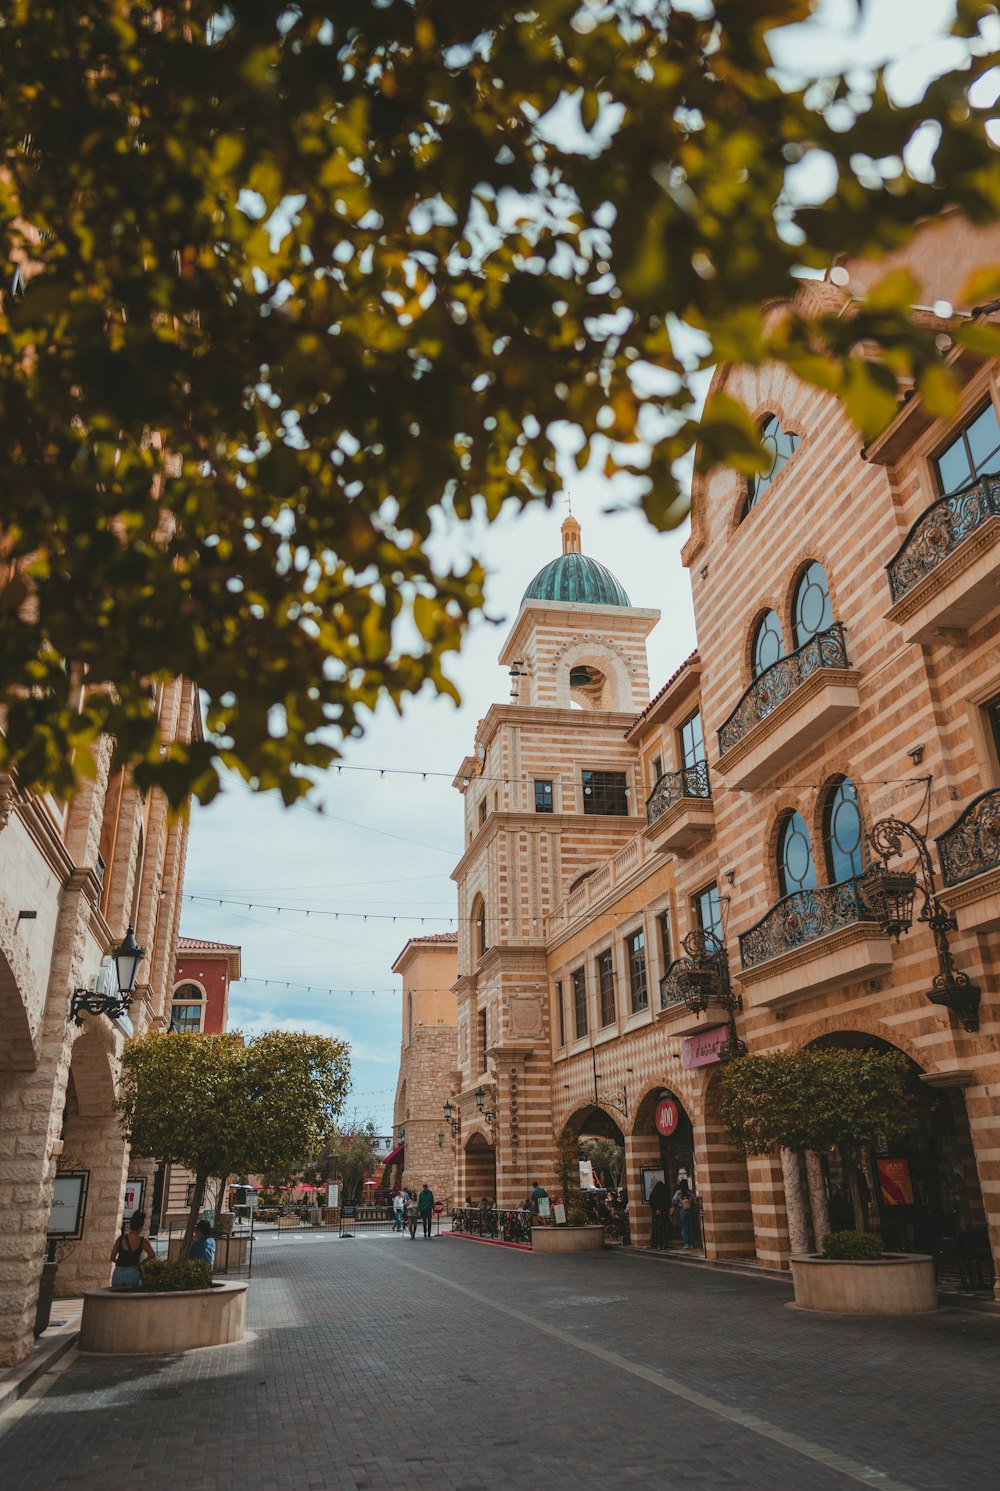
[
  {"xmin": 641, "ymin": 1168, "xmax": 665, "ymax": 1203},
  {"xmin": 48, "ymin": 1171, "xmax": 89, "ymax": 1240},
  {"xmin": 123, "ymin": 1178, "xmax": 145, "ymax": 1215}
]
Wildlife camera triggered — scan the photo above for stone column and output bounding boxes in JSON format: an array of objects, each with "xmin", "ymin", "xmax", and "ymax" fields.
[{"xmin": 624, "ymin": 1128, "xmax": 661, "ymax": 1249}]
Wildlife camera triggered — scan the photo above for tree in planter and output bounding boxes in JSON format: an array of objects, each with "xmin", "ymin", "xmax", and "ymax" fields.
[
  {"xmin": 580, "ymin": 1137, "xmax": 626, "ymax": 1193},
  {"xmin": 718, "ymin": 1049, "xmax": 912, "ymax": 1256},
  {"xmin": 118, "ymin": 1029, "xmax": 351, "ymax": 1255},
  {"xmin": 555, "ymin": 1128, "xmax": 583, "ymax": 1221}
]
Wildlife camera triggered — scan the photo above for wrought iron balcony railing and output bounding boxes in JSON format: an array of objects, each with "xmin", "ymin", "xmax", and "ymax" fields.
[
  {"xmin": 717, "ymin": 622, "xmax": 850, "ymax": 758},
  {"xmin": 886, "ymin": 470, "xmax": 1000, "ymax": 604},
  {"xmin": 739, "ymin": 874, "xmax": 878, "ymax": 971},
  {"xmin": 937, "ymin": 786, "xmax": 1000, "ymax": 888},
  {"xmin": 645, "ymin": 759, "xmax": 711, "ymax": 826}
]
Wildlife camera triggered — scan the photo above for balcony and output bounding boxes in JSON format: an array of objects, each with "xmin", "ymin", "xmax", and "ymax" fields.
[
  {"xmin": 885, "ymin": 470, "xmax": 1000, "ymax": 643},
  {"xmin": 937, "ymin": 785, "xmax": 1000, "ymax": 933},
  {"xmin": 737, "ymin": 876, "xmax": 894, "ymax": 1010},
  {"xmin": 644, "ymin": 760, "xmax": 714, "ymax": 854},
  {"xmin": 715, "ymin": 623, "xmax": 860, "ymax": 791}
]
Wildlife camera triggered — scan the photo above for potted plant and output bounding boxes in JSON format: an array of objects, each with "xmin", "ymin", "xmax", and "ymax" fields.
[
  {"xmin": 719, "ymin": 1048, "xmax": 937, "ymax": 1314},
  {"xmin": 790, "ymin": 1229, "xmax": 938, "ymax": 1315},
  {"xmin": 531, "ymin": 1132, "xmax": 607, "ymax": 1254}
]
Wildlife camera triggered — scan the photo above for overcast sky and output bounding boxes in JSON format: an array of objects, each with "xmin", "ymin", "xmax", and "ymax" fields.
[{"xmin": 178, "ymin": 0, "xmax": 990, "ymax": 1136}]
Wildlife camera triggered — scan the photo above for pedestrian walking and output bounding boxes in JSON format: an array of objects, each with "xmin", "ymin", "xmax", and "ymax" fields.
[
  {"xmin": 529, "ymin": 1180, "xmax": 548, "ymax": 1216},
  {"xmin": 406, "ymin": 1193, "xmax": 419, "ymax": 1240},
  {"xmin": 417, "ymin": 1183, "xmax": 435, "ymax": 1239},
  {"xmin": 672, "ymin": 1177, "xmax": 698, "ymax": 1249},
  {"xmin": 110, "ymin": 1209, "xmax": 155, "ymax": 1289},
  {"xmin": 647, "ymin": 1178, "xmax": 668, "ymax": 1249},
  {"xmin": 392, "ymin": 1191, "xmax": 406, "ymax": 1232}
]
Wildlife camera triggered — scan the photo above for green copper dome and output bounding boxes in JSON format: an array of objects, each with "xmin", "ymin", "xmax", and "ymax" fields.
[
  {"xmin": 522, "ymin": 513, "xmax": 631, "ymax": 607},
  {"xmin": 523, "ymin": 552, "xmax": 632, "ymax": 607}
]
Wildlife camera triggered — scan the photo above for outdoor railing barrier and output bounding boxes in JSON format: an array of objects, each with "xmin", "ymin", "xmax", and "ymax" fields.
[
  {"xmin": 738, "ymin": 874, "xmax": 878, "ymax": 971},
  {"xmin": 937, "ymin": 786, "xmax": 1000, "ymax": 888},
  {"xmin": 645, "ymin": 759, "xmax": 711, "ymax": 825},
  {"xmin": 451, "ymin": 1207, "xmax": 533, "ymax": 1245},
  {"xmin": 886, "ymin": 469, "xmax": 1000, "ymax": 604},
  {"xmin": 718, "ymin": 622, "xmax": 850, "ymax": 757}
]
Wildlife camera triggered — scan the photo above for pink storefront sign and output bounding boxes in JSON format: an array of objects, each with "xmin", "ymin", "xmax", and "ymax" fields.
[{"xmin": 681, "ymin": 1025, "xmax": 730, "ymax": 1069}]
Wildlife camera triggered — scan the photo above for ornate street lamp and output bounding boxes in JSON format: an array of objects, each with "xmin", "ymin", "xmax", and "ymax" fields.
[
  {"xmin": 474, "ymin": 1085, "xmax": 496, "ymax": 1130},
  {"xmin": 442, "ymin": 1099, "xmax": 460, "ymax": 1136},
  {"xmin": 867, "ymin": 816, "xmax": 981, "ymax": 1032},
  {"xmin": 661, "ymin": 928, "xmax": 746, "ymax": 1063},
  {"xmin": 69, "ymin": 924, "xmax": 147, "ymax": 1027}
]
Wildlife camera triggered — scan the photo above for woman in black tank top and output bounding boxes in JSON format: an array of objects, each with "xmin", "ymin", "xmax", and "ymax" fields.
[{"xmin": 110, "ymin": 1209, "xmax": 155, "ymax": 1289}]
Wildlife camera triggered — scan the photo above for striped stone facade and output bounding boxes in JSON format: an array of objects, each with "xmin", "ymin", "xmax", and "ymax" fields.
[
  {"xmin": 0, "ymin": 679, "xmax": 197, "ymax": 1364},
  {"xmin": 447, "ymin": 214, "xmax": 1000, "ymax": 1288}
]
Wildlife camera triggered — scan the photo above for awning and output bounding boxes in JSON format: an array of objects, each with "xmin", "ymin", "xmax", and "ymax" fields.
[{"xmin": 383, "ymin": 1143, "xmax": 404, "ymax": 1166}]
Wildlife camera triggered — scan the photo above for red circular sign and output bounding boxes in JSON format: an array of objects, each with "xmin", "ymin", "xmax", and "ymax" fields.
[
  {"xmin": 433, "ymin": 1202, "xmax": 444, "ymax": 1215},
  {"xmin": 655, "ymin": 1098, "xmax": 679, "ymax": 1136}
]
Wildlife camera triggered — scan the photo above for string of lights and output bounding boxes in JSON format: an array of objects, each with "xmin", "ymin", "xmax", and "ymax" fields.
[
  {"xmin": 239, "ymin": 976, "xmax": 443, "ymax": 997},
  {"xmin": 302, "ymin": 760, "xmax": 933, "ymax": 794}
]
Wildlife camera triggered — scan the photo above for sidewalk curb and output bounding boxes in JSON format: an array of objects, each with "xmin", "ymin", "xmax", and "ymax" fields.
[{"xmin": 0, "ymin": 1326, "xmax": 79, "ymax": 1418}]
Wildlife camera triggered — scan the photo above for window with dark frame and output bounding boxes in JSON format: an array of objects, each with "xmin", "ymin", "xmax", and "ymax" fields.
[
  {"xmin": 659, "ymin": 910, "xmax": 672, "ymax": 970},
  {"xmin": 555, "ymin": 979, "xmax": 565, "ymax": 1047},
  {"xmin": 986, "ymin": 695, "xmax": 1000, "ymax": 780},
  {"xmin": 572, "ymin": 966, "xmax": 588, "ymax": 1039},
  {"xmin": 935, "ymin": 402, "xmax": 1000, "ymax": 495},
  {"xmin": 651, "ymin": 755, "xmax": 662, "ymax": 785},
  {"xmin": 170, "ymin": 1002, "xmax": 203, "ymax": 1034},
  {"xmin": 693, "ymin": 884, "xmax": 723, "ymax": 939},
  {"xmin": 582, "ymin": 769, "xmax": 629, "ymax": 815},
  {"xmin": 534, "ymin": 779, "xmax": 553, "ymax": 813},
  {"xmin": 597, "ymin": 948, "xmax": 615, "ymax": 1026},
  {"xmin": 479, "ymin": 800, "xmax": 487, "ymax": 825},
  {"xmin": 678, "ymin": 710, "xmax": 705, "ymax": 770},
  {"xmin": 626, "ymin": 929, "xmax": 648, "ymax": 1013},
  {"xmin": 477, "ymin": 1008, "xmax": 488, "ymax": 1072}
]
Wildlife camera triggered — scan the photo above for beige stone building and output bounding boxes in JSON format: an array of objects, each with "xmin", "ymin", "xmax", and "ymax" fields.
[
  {"xmin": 0, "ymin": 679, "xmax": 197, "ymax": 1364},
  {"xmin": 390, "ymin": 933, "xmax": 458, "ymax": 1203},
  {"xmin": 444, "ymin": 214, "xmax": 1000, "ymax": 1289}
]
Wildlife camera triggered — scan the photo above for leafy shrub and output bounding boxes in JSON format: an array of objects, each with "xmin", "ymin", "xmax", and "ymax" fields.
[
  {"xmin": 140, "ymin": 1259, "xmax": 213, "ymax": 1292},
  {"xmin": 821, "ymin": 1230, "xmax": 883, "ymax": 1261},
  {"xmin": 567, "ymin": 1205, "xmax": 588, "ymax": 1227}
]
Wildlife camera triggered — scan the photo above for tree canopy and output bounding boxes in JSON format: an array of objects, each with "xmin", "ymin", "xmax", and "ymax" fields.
[
  {"xmin": 718, "ymin": 1047, "xmax": 913, "ymax": 1155},
  {"xmin": 117, "ymin": 1028, "xmax": 352, "ymax": 1236},
  {"xmin": 2, "ymin": 2, "xmax": 998, "ymax": 803}
]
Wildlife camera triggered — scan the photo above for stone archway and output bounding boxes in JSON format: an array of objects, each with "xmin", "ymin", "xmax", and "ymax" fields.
[
  {"xmin": 462, "ymin": 1132, "xmax": 497, "ymax": 1206},
  {"xmin": 626, "ymin": 1085, "xmax": 700, "ymax": 1252},
  {"xmin": 802, "ymin": 1031, "xmax": 990, "ymax": 1285},
  {"xmin": 57, "ymin": 1023, "xmax": 129, "ymax": 1298}
]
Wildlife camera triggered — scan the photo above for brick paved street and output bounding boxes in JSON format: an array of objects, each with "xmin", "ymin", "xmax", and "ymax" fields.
[{"xmin": 1, "ymin": 1233, "xmax": 998, "ymax": 1491}]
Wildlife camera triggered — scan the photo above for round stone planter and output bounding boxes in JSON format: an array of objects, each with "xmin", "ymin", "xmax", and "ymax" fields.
[
  {"xmin": 79, "ymin": 1281, "xmax": 247, "ymax": 1354},
  {"xmin": 531, "ymin": 1225, "xmax": 605, "ymax": 1255},
  {"xmin": 789, "ymin": 1253, "xmax": 937, "ymax": 1315}
]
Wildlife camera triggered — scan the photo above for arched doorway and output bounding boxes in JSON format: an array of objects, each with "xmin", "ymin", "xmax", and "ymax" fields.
[
  {"xmin": 629, "ymin": 1087, "xmax": 700, "ymax": 1252},
  {"xmin": 810, "ymin": 1033, "xmax": 991, "ymax": 1287},
  {"xmin": 462, "ymin": 1132, "xmax": 496, "ymax": 1206}
]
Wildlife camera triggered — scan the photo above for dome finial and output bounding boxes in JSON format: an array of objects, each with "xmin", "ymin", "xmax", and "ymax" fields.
[{"xmin": 561, "ymin": 498, "xmax": 581, "ymax": 556}]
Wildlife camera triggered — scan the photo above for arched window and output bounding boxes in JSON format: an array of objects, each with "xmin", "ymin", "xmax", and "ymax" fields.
[
  {"xmin": 752, "ymin": 611, "xmax": 785, "ymax": 678},
  {"xmin": 792, "ymin": 561, "xmax": 834, "ymax": 649},
  {"xmin": 777, "ymin": 811, "xmax": 817, "ymax": 898},
  {"xmin": 471, "ymin": 896, "xmax": 487, "ymax": 960},
  {"xmin": 170, "ymin": 982, "xmax": 205, "ymax": 1034},
  {"xmin": 745, "ymin": 414, "xmax": 800, "ymax": 514},
  {"xmin": 823, "ymin": 777, "xmax": 865, "ymax": 883}
]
